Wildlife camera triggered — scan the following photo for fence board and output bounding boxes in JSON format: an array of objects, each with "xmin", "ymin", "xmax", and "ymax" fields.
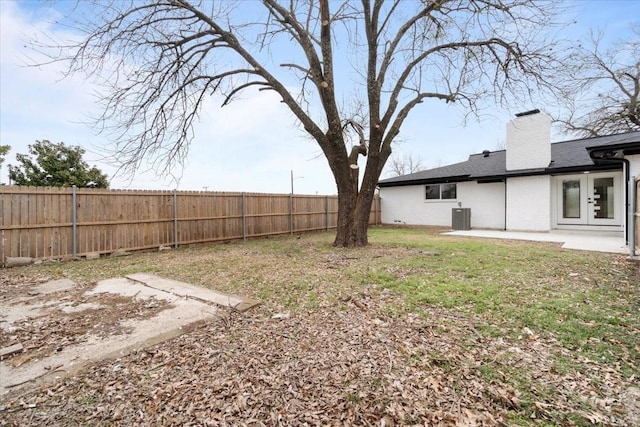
[{"xmin": 0, "ymin": 186, "xmax": 381, "ymax": 264}]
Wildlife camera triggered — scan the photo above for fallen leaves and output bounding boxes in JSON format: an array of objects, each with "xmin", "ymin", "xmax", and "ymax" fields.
[
  {"xmin": 1, "ymin": 232, "xmax": 638, "ymax": 426},
  {"xmin": 0, "ymin": 278, "xmax": 172, "ymax": 364},
  {"xmin": 0, "ymin": 296, "xmax": 630, "ymax": 426}
]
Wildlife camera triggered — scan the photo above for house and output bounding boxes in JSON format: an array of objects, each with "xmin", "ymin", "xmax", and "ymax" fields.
[{"xmin": 378, "ymin": 110, "xmax": 640, "ymax": 246}]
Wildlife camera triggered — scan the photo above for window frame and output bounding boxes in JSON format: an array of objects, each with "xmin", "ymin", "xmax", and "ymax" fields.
[{"xmin": 425, "ymin": 183, "xmax": 457, "ymax": 201}]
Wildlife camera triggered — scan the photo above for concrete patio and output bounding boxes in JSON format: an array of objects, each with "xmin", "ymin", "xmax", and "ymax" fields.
[{"xmin": 443, "ymin": 229, "xmax": 629, "ymax": 254}]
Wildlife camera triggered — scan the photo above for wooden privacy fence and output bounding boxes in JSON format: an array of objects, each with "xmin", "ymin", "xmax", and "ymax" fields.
[{"xmin": 0, "ymin": 186, "xmax": 381, "ymax": 265}]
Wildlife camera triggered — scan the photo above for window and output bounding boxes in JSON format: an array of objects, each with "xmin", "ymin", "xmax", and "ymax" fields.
[
  {"xmin": 425, "ymin": 184, "xmax": 440, "ymax": 200},
  {"xmin": 441, "ymin": 183, "xmax": 457, "ymax": 199},
  {"xmin": 425, "ymin": 183, "xmax": 456, "ymax": 200}
]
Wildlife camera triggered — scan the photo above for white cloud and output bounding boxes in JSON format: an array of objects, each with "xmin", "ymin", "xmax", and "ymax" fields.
[
  {"xmin": 3, "ymin": 1, "xmax": 632, "ymax": 192},
  {"xmin": 0, "ymin": 1, "xmax": 335, "ymax": 193}
]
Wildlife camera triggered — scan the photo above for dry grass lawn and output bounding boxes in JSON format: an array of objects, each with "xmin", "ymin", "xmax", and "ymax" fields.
[{"xmin": 1, "ymin": 227, "xmax": 639, "ymax": 426}]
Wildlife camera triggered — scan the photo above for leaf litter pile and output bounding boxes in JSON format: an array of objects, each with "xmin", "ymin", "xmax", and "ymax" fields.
[{"xmin": 1, "ymin": 229, "xmax": 639, "ymax": 426}]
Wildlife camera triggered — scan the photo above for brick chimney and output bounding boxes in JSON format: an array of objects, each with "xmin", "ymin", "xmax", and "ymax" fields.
[{"xmin": 506, "ymin": 110, "xmax": 551, "ymax": 171}]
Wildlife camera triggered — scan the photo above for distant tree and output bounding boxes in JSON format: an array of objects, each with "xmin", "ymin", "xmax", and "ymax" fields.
[
  {"xmin": 0, "ymin": 145, "xmax": 9, "ymax": 168},
  {"xmin": 9, "ymin": 140, "xmax": 109, "ymax": 188},
  {"xmin": 387, "ymin": 152, "xmax": 424, "ymax": 177},
  {"xmin": 42, "ymin": 0, "xmax": 566, "ymax": 246},
  {"xmin": 556, "ymin": 26, "xmax": 640, "ymax": 137},
  {"xmin": 0, "ymin": 145, "xmax": 10, "ymax": 185}
]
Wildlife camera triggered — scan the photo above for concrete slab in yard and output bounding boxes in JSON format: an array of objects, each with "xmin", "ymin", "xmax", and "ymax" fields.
[
  {"xmin": 0, "ymin": 274, "xmax": 258, "ymax": 396},
  {"xmin": 126, "ymin": 273, "xmax": 261, "ymax": 312},
  {"xmin": 444, "ymin": 230, "xmax": 628, "ymax": 254},
  {"xmin": 34, "ymin": 278, "xmax": 76, "ymax": 295}
]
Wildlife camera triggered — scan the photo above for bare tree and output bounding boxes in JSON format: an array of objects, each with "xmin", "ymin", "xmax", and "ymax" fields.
[
  {"xmin": 39, "ymin": 0, "xmax": 565, "ymax": 247},
  {"xmin": 387, "ymin": 152, "xmax": 424, "ymax": 177},
  {"xmin": 556, "ymin": 26, "xmax": 640, "ymax": 137}
]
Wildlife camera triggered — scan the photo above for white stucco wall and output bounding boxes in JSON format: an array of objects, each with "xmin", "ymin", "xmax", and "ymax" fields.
[
  {"xmin": 460, "ymin": 182, "xmax": 506, "ymax": 228},
  {"xmin": 626, "ymin": 154, "xmax": 640, "ymax": 180},
  {"xmin": 506, "ymin": 113, "xmax": 551, "ymax": 171},
  {"xmin": 506, "ymin": 175, "xmax": 551, "ymax": 231},
  {"xmin": 380, "ymin": 181, "xmax": 505, "ymax": 229}
]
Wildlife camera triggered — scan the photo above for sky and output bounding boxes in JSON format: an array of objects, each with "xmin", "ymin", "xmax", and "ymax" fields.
[{"xmin": 1, "ymin": 0, "xmax": 639, "ymax": 194}]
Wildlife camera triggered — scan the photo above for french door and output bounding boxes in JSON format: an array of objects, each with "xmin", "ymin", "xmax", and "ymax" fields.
[{"xmin": 557, "ymin": 173, "xmax": 621, "ymax": 226}]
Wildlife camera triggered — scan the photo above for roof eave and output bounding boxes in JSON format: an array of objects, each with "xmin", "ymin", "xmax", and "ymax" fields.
[
  {"xmin": 472, "ymin": 163, "xmax": 621, "ymax": 179},
  {"xmin": 378, "ymin": 164, "xmax": 622, "ymax": 187},
  {"xmin": 587, "ymin": 141, "xmax": 640, "ymax": 165},
  {"xmin": 378, "ymin": 174, "xmax": 472, "ymax": 187}
]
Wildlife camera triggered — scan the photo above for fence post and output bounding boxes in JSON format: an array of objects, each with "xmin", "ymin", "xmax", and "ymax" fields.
[
  {"xmin": 290, "ymin": 193, "xmax": 294, "ymax": 235},
  {"xmin": 72, "ymin": 185, "xmax": 77, "ymax": 257},
  {"xmin": 173, "ymin": 189, "xmax": 178, "ymax": 248},
  {"xmin": 325, "ymin": 195, "xmax": 329, "ymax": 232},
  {"xmin": 373, "ymin": 196, "xmax": 377, "ymax": 225},
  {"xmin": 242, "ymin": 192, "xmax": 247, "ymax": 241}
]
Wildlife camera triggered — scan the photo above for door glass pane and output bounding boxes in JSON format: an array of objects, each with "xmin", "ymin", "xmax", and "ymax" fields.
[
  {"xmin": 593, "ymin": 177, "xmax": 614, "ymax": 219},
  {"xmin": 562, "ymin": 179, "xmax": 581, "ymax": 218}
]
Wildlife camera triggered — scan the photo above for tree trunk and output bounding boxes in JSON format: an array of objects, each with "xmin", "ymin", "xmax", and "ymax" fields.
[
  {"xmin": 333, "ymin": 191, "xmax": 369, "ymax": 247},
  {"xmin": 330, "ymin": 135, "xmax": 388, "ymax": 248},
  {"xmin": 333, "ymin": 169, "xmax": 379, "ymax": 248}
]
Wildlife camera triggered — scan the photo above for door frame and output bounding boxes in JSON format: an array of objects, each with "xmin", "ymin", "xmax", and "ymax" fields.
[{"xmin": 554, "ymin": 172, "xmax": 623, "ymax": 227}]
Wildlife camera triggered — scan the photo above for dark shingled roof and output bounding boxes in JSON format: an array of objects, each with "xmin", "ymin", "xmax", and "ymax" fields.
[{"xmin": 378, "ymin": 131, "xmax": 640, "ymax": 187}]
